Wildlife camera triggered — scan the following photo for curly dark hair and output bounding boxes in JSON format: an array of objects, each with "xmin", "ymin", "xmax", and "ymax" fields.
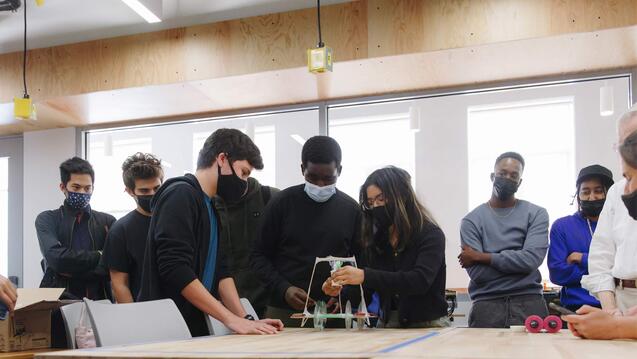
[{"xmin": 122, "ymin": 152, "xmax": 164, "ymax": 190}]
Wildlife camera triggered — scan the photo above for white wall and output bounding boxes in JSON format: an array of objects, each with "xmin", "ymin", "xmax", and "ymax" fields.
[
  {"xmin": 23, "ymin": 128, "xmax": 77, "ymax": 288},
  {"xmin": 416, "ymin": 99, "xmax": 472, "ymax": 288}
]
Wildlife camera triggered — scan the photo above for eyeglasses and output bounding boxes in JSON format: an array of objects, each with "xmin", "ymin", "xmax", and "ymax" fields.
[{"xmin": 362, "ymin": 193, "xmax": 385, "ymax": 211}]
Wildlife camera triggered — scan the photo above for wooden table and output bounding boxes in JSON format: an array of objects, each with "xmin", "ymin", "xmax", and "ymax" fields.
[
  {"xmin": 0, "ymin": 350, "xmax": 60, "ymax": 359},
  {"xmin": 33, "ymin": 328, "xmax": 636, "ymax": 359}
]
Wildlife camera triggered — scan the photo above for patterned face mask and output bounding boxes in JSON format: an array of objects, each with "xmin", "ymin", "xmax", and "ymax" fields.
[{"xmin": 67, "ymin": 191, "xmax": 92, "ymax": 209}]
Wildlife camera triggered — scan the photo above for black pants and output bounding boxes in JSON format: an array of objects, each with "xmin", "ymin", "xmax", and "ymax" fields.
[{"xmin": 469, "ymin": 294, "xmax": 548, "ymax": 328}]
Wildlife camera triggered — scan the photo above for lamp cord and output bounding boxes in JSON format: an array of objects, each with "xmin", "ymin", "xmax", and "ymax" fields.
[
  {"xmin": 316, "ymin": 0, "xmax": 324, "ymax": 48},
  {"xmin": 22, "ymin": 0, "xmax": 29, "ymax": 98}
]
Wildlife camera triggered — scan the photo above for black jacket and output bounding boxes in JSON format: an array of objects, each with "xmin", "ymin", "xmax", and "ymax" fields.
[
  {"xmin": 214, "ymin": 177, "xmax": 279, "ymax": 317},
  {"xmin": 35, "ymin": 203, "xmax": 115, "ymax": 299},
  {"xmin": 137, "ymin": 174, "xmax": 230, "ymax": 337},
  {"xmin": 361, "ymin": 224, "xmax": 448, "ymax": 327}
]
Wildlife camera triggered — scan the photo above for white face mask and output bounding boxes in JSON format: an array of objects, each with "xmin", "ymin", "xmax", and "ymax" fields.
[{"xmin": 304, "ymin": 182, "xmax": 336, "ymax": 203}]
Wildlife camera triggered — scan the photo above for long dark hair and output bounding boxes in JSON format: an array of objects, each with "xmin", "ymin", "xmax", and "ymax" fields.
[{"xmin": 359, "ymin": 166, "xmax": 438, "ymax": 254}]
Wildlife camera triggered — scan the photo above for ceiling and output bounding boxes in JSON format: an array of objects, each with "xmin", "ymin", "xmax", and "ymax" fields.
[{"xmin": 0, "ymin": 0, "xmax": 352, "ymax": 54}]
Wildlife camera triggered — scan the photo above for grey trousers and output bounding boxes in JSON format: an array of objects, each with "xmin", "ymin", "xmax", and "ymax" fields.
[
  {"xmin": 468, "ymin": 294, "xmax": 548, "ymax": 328},
  {"xmin": 379, "ymin": 311, "xmax": 451, "ymax": 328}
]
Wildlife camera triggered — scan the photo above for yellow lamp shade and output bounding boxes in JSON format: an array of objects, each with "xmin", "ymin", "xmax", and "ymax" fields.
[
  {"xmin": 307, "ymin": 46, "xmax": 333, "ymax": 73},
  {"xmin": 14, "ymin": 97, "xmax": 35, "ymax": 120}
]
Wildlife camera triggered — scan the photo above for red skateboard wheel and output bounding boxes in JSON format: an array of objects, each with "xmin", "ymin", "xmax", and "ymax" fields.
[
  {"xmin": 544, "ymin": 315, "xmax": 562, "ymax": 333},
  {"xmin": 524, "ymin": 315, "xmax": 543, "ymax": 333}
]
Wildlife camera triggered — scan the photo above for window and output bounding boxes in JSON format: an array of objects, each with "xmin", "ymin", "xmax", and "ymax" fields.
[
  {"xmin": 88, "ymin": 137, "xmax": 152, "ymax": 219},
  {"xmin": 326, "ymin": 77, "xmax": 629, "ymax": 290},
  {"xmin": 329, "ymin": 102, "xmax": 416, "ymax": 201},
  {"xmin": 0, "ymin": 157, "xmax": 7, "ymax": 276},
  {"xmin": 84, "ymin": 76, "xmax": 630, "ymax": 292},
  {"xmin": 467, "ymin": 98, "xmax": 576, "ymax": 283},
  {"xmin": 86, "ymin": 109, "xmax": 319, "ymax": 217}
]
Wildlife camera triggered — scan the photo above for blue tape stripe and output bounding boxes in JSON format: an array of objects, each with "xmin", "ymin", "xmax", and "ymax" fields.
[{"xmin": 376, "ymin": 331, "xmax": 440, "ymax": 353}]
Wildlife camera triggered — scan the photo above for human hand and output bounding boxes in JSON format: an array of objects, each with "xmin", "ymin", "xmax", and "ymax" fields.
[
  {"xmin": 562, "ymin": 305, "xmax": 621, "ymax": 339},
  {"xmin": 322, "ymin": 278, "xmax": 342, "ymax": 297},
  {"xmin": 566, "ymin": 252, "xmax": 584, "ymax": 265},
  {"xmin": 331, "ymin": 267, "xmax": 365, "ymax": 286},
  {"xmin": 0, "ymin": 276, "xmax": 17, "ymax": 312},
  {"xmin": 284, "ymin": 286, "xmax": 314, "ymax": 311},
  {"xmin": 602, "ymin": 308, "xmax": 623, "ymax": 316},
  {"xmin": 226, "ymin": 317, "xmax": 279, "ymax": 335},
  {"xmin": 257, "ymin": 318, "xmax": 284, "ymax": 331},
  {"xmin": 458, "ymin": 245, "xmax": 488, "ymax": 268}
]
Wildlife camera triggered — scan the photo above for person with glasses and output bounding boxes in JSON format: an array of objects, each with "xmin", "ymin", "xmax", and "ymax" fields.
[
  {"xmin": 581, "ymin": 107, "xmax": 637, "ymax": 315},
  {"xmin": 547, "ymin": 165, "xmax": 613, "ymax": 313},
  {"xmin": 321, "ymin": 166, "xmax": 449, "ymax": 328},
  {"xmin": 458, "ymin": 152, "xmax": 549, "ymax": 328}
]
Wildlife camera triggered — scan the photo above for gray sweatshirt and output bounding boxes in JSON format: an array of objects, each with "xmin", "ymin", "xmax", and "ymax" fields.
[{"xmin": 460, "ymin": 200, "xmax": 549, "ymax": 302}]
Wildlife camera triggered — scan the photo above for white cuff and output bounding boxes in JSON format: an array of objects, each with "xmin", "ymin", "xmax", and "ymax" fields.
[{"xmin": 581, "ymin": 274, "xmax": 616, "ymax": 296}]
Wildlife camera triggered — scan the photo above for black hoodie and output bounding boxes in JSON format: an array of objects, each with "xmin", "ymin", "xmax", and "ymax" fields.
[{"xmin": 137, "ymin": 174, "xmax": 229, "ymax": 337}]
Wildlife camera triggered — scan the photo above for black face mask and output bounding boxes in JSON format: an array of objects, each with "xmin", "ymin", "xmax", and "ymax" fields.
[
  {"xmin": 217, "ymin": 161, "xmax": 248, "ymax": 203},
  {"xmin": 492, "ymin": 176, "xmax": 519, "ymax": 201},
  {"xmin": 371, "ymin": 206, "xmax": 393, "ymax": 231},
  {"xmin": 621, "ymin": 190, "xmax": 637, "ymax": 220},
  {"xmin": 137, "ymin": 195, "xmax": 153, "ymax": 213},
  {"xmin": 579, "ymin": 199, "xmax": 605, "ymax": 218}
]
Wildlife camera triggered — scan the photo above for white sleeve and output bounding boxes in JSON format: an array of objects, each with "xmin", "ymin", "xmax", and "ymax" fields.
[{"xmin": 581, "ymin": 184, "xmax": 618, "ymax": 296}]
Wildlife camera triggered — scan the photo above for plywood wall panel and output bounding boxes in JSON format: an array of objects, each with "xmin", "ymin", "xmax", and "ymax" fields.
[
  {"xmin": 4, "ymin": 0, "xmax": 637, "ymax": 104},
  {"xmin": 369, "ymin": 0, "xmax": 637, "ymax": 57},
  {"xmin": 2, "ymin": 0, "xmax": 637, "ymax": 134}
]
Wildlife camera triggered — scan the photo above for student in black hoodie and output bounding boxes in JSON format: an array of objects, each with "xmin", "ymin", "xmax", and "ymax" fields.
[
  {"xmin": 251, "ymin": 136, "xmax": 361, "ymax": 326},
  {"xmin": 323, "ymin": 166, "xmax": 449, "ymax": 328},
  {"xmin": 138, "ymin": 129, "xmax": 283, "ymax": 336}
]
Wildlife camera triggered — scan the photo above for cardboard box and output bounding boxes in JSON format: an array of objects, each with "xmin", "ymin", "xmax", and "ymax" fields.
[{"xmin": 0, "ymin": 288, "xmax": 64, "ymax": 352}]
